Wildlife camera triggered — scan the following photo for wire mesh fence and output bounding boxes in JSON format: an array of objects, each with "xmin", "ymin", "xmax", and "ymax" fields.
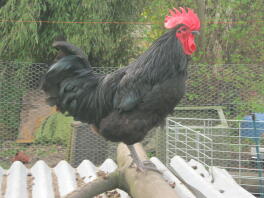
[
  {"xmin": 0, "ymin": 60, "xmax": 163, "ymax": 168},
  {"xmin": 166, "ymin": 117, "xmax": 264, "ymax": 197},
  {"xmin": 0, "ymin": 60, "xmax": 263, "ymax": 180}
]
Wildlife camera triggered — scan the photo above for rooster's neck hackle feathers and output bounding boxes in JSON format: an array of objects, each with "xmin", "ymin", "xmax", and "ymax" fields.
[{"xmin": 130, "ymin": 28, "xmax": 188, "ymax": 83}]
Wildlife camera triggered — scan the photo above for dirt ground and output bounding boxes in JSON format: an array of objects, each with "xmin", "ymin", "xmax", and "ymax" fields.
[{"xmin": 0, "ymin": 141, "xmax": 68, "ymax": 169}]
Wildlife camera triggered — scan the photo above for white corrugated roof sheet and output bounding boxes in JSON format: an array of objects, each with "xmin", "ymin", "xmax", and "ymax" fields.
[{"xmin": 0, "ymin": 156, "xmax": 255, "ymax": 198}]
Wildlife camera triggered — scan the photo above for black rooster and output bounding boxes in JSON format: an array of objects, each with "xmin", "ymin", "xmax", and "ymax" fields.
[{"xmin": 42, "ymin": 8, "xmax": 200, "ymax": 171}]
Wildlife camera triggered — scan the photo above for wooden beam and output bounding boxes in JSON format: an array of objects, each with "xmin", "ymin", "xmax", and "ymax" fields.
[{"xmin": 65, "ymin": 143, "xmax": 180, "ymax": 198}]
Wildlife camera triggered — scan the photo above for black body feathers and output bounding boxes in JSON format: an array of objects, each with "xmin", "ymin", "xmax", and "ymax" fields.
[{"xmin": 42, "ymin": 28, "xmax": 188, "ymax": 145}]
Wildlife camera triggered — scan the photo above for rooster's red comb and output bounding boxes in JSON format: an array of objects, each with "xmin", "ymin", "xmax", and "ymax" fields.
[{"xmin": 164, "ymin": 7, "xmax": 200, "ymax": 31}]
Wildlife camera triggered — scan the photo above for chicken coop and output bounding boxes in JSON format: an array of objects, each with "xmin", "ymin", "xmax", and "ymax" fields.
[{"xmin": 0, "ymin": 60, "xmax": 264, "ymax": 196}]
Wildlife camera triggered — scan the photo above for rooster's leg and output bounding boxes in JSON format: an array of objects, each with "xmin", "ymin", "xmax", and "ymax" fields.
[{"xmin": 127, "ymin": 145, "xmax": 161, "ymax": 173}]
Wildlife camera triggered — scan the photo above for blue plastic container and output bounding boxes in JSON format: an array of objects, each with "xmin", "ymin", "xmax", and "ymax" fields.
[{"xmin": 240, "ymin": 113, "xmax": 264, "ymax": 138}]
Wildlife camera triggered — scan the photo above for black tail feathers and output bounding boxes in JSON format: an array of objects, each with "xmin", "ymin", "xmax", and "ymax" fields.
[
  {"xmin": 42, "ymin": 53, "xmax": 96, "ymax": 116},
  {"xmin": 52, "ymin": 41, "xmax": 90, "ymax": 66}
]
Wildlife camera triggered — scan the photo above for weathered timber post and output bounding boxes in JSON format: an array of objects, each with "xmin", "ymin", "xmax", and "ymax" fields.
[{"xmin": 65, "ymin": 143, "xmax": 180, "ymax": 198}]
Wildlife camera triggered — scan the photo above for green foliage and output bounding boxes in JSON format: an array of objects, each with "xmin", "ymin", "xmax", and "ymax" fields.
[
  {"xmin": 35, "ymin": 112, "xmax": 73, "ymax": 145},
  {"xmin": 0, "ymin": 0, "xmax": 146, "ymax": 66},
  {"xmin": 140, "ymin": 0, "xmax": 263, "ymax": 65}
]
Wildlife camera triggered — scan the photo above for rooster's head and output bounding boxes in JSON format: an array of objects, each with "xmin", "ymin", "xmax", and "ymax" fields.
[{"xmin": 165, "ymin": 7, "xmax": 200, "ymax": 55}]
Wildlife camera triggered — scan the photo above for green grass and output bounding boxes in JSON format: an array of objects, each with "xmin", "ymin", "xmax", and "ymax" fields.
[{"xmin": 35, "ymin": 112, "xmax": 74, "ymax": 146}]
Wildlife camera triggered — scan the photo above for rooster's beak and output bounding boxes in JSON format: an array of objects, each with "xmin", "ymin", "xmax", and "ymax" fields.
[{"xmin": 191, "ymin": 31, "xmax": 200, "ymax": 35}]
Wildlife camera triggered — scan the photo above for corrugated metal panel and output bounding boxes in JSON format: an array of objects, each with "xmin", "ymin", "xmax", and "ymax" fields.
[
  {"xmin": 5, "ymin": 161, "xmax": 28, "ymax": 198},
  {"xmin": 31, "ymin": 161, "xmax": 54, "ymax": 198},
  {"xmin": 0, "ymin": 159, "xmax": 129, "ymax": 198},
  {"xmin": 150, "ymin": 157, "xmax": 196, "ymax": 198},
  {"xmin": 0, "ymin": 156, "xmax": 255, "ymax": 198},
  {"xmin": 169, "ymin": 156, "xmax": 256, "ymax": 198}
]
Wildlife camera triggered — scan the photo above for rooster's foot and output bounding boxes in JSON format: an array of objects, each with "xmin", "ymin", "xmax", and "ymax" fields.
[{"xmin": 127, "ymin": 145, "xmax": 161, "ymax": 173}]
